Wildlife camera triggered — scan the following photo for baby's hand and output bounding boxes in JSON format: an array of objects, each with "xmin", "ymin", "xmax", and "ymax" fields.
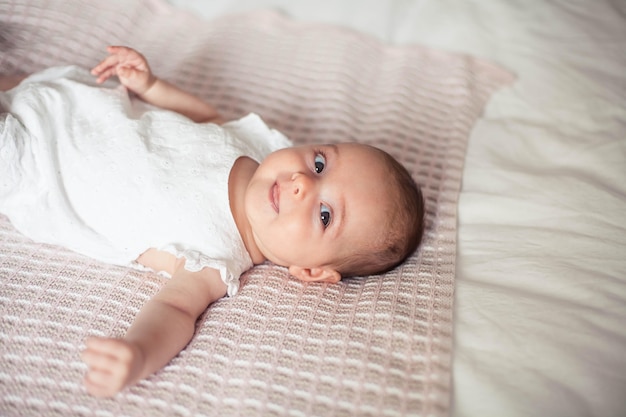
[
  {"xmin": 81, "ymin": 336, "xmax": 144, "ymax": 398},
  {"xmin": 91, "ymin": 45, "xmax": 157, "ymax": 95}
]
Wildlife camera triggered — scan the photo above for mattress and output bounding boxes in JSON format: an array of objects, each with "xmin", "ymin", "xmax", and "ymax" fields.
[{"xmin": 166, "ymin": 1, "xmax": 626, "ymax": 416}]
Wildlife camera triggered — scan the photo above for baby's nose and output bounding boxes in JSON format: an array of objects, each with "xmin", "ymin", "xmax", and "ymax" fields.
[{"xmin": 291, "ymin": 172, "xmax": 312, "ymax": 199}]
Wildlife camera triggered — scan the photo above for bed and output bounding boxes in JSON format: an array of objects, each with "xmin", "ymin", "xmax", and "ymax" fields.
[{"xmin": 1, "ymin": 0, "xmax": 625, "ymax": 416}]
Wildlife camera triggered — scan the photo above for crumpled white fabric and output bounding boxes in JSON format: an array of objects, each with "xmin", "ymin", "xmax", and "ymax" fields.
[{"xmin": 0, "ymin": 65, "xmax": 292, "ymax": 296}]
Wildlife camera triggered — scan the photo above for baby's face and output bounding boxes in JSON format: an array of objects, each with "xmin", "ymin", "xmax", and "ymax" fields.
[{"xmin": 244, "ymin": 143, "xmax": 392, "ymax": 276}]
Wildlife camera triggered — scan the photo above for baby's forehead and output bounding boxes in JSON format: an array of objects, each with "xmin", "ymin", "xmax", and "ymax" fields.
[
  {"xmin": 335, "ymin": 143, "xmax": 391, "ymax": 166},
  {"xmin": 343, "ymin": 177, "xmax": 396, "ymax": 226}
]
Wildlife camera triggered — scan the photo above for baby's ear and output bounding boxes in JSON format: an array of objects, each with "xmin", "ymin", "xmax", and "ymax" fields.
[{"xmin": 288, "ymin": 266, "xmax": 341, "ymax": 284}]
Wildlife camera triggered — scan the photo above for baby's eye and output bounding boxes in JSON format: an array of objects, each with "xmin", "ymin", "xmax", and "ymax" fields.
[
  {"xmin": 320, "ymin": 203, "xmax": 332, "ymax": 228},
  {"xmin": 314, "ymin": 153, "xmax": 326, "ymax": 174}
]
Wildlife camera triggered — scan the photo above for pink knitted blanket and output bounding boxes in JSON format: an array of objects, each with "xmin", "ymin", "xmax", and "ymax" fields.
[{"xmin": 0, "ymin": 1, "xmax": 514, "ymax": 416}]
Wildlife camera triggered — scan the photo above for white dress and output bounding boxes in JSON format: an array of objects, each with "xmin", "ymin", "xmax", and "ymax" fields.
[{"xmin": 0, "ymin": 66, "xmax": 291, "ymax": 296}]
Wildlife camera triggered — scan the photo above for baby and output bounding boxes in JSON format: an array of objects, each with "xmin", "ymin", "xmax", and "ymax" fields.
[{"xmin": 0, "ymin": 46, "xmax": 424, "ymax": 397}]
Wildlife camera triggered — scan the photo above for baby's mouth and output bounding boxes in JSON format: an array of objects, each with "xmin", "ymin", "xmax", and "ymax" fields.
[{"xmin": 270, "ymin": 182, "xmax": 280, "ymax": 213}]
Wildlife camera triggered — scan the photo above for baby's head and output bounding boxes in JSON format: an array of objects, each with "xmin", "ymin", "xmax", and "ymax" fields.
[
  {"xmin": 245, "ymin": 142, "xmax": 425, "ymax": 282},
  {"xmin": 331, "ymin": 146, "xmax": 425, "ymax": 277}
]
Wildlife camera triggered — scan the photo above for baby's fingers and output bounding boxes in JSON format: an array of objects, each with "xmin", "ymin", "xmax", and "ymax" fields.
[
  {"xmin": 84, "ymin": 368, "xmax": 126, "ymax": 398},
  {"xmin": 82, "ymin": 350, "xmax": 128, "ymax": 398},
  {"xmin": 84, "ymin": 336, "xmax": 134, "ymax": 359},
  {"xmin": 82, "ymin": 337, "xmax": 138, "ymax": 397},
  {"xmin": 90, "ymin": 46, "xmax": 135, "ymax": 79},
  {"xmin": 105, "ymin": 46, "xmax": 147, "ymax": 68},
  {"xmin": 81, "ymin": 347, "xmax": 122, "ymax": 371},
  {"xmin": 91, "ymin": 67, "xmax": 117, "ymax": 84},
  {"xmin": 91, "ymin": 55, "xmax": 121, "ymax": 82}
]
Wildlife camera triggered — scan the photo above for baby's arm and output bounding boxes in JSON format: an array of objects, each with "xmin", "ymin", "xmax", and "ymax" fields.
[
  {"xmin": 91, "ymin": 46, "xmax": 223, "ymax": 124},
  {"xmin": 0, "ymin": 75, "xmax": 27, "ymax": 91},
  {"xmin": 81, "ymin": 259, "xmax": 227, "ymax": 397}
]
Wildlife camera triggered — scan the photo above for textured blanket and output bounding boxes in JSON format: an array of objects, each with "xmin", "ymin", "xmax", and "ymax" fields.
[{"xmin": 0, "ymin": 0, "xmax": 514, "ymax": 416}]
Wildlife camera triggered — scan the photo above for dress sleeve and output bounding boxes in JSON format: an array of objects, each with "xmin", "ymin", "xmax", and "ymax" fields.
[{"xmin": 222, "ymin": 113, "xmax": 292, "ymax": 161}]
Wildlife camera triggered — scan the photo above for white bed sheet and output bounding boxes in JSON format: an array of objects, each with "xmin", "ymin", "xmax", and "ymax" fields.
[{"xmin": 169, "ymin": 1, "xmax": 626, "ymax": 416}]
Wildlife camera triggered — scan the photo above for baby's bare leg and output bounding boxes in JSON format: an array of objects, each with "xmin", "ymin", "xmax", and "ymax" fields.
[{"xmin": 0, "ymin": 74, "xmax": 27, "ymax": 91}]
